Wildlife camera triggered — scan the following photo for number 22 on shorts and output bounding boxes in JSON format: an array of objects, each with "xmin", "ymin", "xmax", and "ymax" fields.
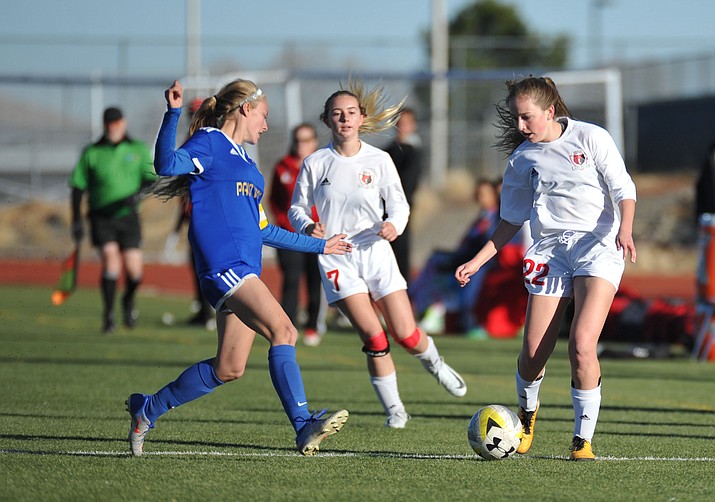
[
  {"xmin": 327, "ymin": 269, "xmax": 340, "ymax": 291},
  {"xmin": 523, "ymin": 259, "xmax": 549, "ymax": 285}
]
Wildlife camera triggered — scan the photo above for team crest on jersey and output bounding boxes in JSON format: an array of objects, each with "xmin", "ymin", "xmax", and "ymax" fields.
[
  {"xmin": 570, "ymin": 150, "xmax": 588, "ymax": 170},
  {"xmin": 358, "ymin": 169, "xmax": 376, "ymax": 188}
]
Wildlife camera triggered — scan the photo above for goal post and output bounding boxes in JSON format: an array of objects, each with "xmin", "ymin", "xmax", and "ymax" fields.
[{"xmin": 545, "ymin": 68, "xmax": 624, "ymax": 153}]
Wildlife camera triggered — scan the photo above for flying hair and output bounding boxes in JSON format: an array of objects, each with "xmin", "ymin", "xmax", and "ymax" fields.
[
  {"xmin": 321, "ymin": 76, "xmax": 405, "ymax": 135},
  {"xmin": 494, "ymin": 75, "xmax": 572, "ymax": 156}
]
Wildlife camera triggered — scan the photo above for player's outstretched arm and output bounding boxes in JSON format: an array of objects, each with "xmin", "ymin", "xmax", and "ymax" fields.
[
  {"xmin": 455, "ymin": 219, "xmax": 521, "ymax": 286},
  {"xmin": 323, "ymin": 234, "xmax": 352, "ymax": 255},
  {"xmin": 261, "ymin": 225, "xmax": 351, "ymax": 255}
]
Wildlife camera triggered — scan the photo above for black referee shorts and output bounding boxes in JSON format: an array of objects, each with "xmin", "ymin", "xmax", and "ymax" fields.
[{"xmin": 90, "ymin": 212, "xmax": 143, "ymax": 250}]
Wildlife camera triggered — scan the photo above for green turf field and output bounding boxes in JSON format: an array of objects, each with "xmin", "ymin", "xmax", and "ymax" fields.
[{"xmin": 1, "ymin": 285, "xmax": 714, "ymax": 501}]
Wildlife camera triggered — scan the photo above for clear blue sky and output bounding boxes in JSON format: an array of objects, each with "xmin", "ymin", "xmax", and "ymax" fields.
[{"xmin": 3, "ymin": 0, "xmax": 715, "ymax": 75}]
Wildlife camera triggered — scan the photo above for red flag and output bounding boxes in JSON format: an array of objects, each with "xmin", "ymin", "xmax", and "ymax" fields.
[{"xmin": 51, "ymin": 247, "xmax": 80, "ymax": 306}]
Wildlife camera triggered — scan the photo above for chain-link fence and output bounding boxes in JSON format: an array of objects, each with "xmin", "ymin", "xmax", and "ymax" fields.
[{"xmin": 0, "ymin": 69, "xmax": 621, "ymax": 204}]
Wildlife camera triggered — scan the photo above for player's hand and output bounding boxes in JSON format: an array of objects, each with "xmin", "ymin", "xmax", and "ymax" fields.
[
  {"xmin": 455, "ymin": 260, "xmax": 480, "ymax": 287},
  {"xmin": 616, "ymin": 230, "xmax": 637, "ymax": 263},
  {"xmin": 71, "ymin": 221, "xmax": 83, "ymax": 243},
  {"xmin": 378, "ymin": 222, "xmax": 397, "ymax": 242},
  {"xmin": 307, "ymin": 222, "xmax": 326, "ymax": 238},
  {"xmin": 165, "ymin": 80, "xmax": 183, "ymax": 109},
  {"xmin": 323, "ymin": 234, "xmax": 352, "ymax": 255}
]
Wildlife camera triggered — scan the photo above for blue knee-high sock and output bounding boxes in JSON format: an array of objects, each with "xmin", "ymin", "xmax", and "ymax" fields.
[
  {"xmin": 268, "ymin": 345, "xmax": 311, "ymax": 431},
  {"xmin": 144, "ymin": 358, "xmax": 224, "ymax": 423}
]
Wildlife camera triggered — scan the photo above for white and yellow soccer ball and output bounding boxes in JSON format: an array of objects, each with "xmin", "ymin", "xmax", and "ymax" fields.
[{"xmin": 467, "ymin": 404, "xmax": 523, "ymax": 460}]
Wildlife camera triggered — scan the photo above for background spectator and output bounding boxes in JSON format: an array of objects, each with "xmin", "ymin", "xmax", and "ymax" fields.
[
  {"xmin": 384, "ymin": 108, "xmax": 423, "ymax": 283},
  {"xmin": 268, "ymin": 123, "xmax": 327, "ymax": 346}
]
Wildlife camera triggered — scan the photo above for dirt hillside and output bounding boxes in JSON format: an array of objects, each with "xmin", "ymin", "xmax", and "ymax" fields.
[{"xmin": 0, "ymin": 171, "xmax": 699, "ymax": 278}]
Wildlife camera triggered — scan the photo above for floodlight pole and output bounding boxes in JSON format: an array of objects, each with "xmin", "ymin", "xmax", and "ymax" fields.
[
  {"xmin": 186, "ymin": 0, "xmax": 201, "ymax": 83},
  {"xmin": 589, "ymin": 0, "xmax": 612, "ymax": 67},
  {"xmin": 430, "ymin": 0, "xmax": 449, "ymax": 189}
]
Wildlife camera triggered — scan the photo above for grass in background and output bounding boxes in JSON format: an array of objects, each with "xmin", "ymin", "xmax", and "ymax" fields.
[{"xmin": 1, "ymin": 285, "xmax": 714, "ymax": 501}]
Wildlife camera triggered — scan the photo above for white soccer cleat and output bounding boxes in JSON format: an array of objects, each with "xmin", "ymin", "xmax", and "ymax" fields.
[
  {"xmin": 302, "ymin": 329, "xmax": 323, "ymax": 347},
  {"xmin": 428, "ymin": 357, "xmax": 467, "ymax": 397},
  {"xmin": 384, "ymin": 409, "xmax": 411, "ymax": 429},
  {"xmin": 295, "ymin": 409, "xmax": 349, "ymax": 456},
  {"xmin": 126, "ymin": 393, "xmax": 154, "ymax": 457}
]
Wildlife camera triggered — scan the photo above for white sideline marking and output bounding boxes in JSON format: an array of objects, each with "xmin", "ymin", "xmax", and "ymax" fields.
[
  {"xmin": 2, "ymin": 449, "xmax": 714, "ymax": 461},
  {"xmin": 533, "ymin": 454, "xmax": 715, "ymax": 462}
]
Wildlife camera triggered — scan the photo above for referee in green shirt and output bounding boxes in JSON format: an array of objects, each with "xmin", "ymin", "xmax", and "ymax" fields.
[{"xmin": 70, "ymin": 107, "xmax": 156, "ymax": 333}]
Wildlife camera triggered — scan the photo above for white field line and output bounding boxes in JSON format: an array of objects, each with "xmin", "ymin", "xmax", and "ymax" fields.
[{"xmin": 1, "ymin": 449, "xmax": 714, "ymax": 462}]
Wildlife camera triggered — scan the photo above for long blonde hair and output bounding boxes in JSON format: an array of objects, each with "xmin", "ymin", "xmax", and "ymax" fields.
[
  {"xmin": 189, "ymin": 79, "xmax": 263, "ymax": 134},
  {"xmin": 154, "ymin": 78, "xmax": 265, "ymax": 200},
  {"xmin": 320, "ymin": 77, "xmax": 404, "ymax": 135},
  {"xmin": 494, "ymin": 76, "xmax": 572, "ymax": 156}
]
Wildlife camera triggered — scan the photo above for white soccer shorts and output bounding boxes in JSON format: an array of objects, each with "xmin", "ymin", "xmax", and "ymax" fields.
[
  {"xmin": 522, "ymin": 230, "xmax": 624, "ymax": 297},
  {"xmin": 318, "ymin": 239, "xmax": 407, "ymax": 304}
]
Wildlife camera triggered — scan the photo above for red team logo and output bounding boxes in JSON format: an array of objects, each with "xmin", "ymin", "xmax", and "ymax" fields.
[
  {"xmin": 570, "ymin": 150, "xmax": 587, "ymax": 170},
  {"xmin": 358, "ymin": 170, "xmax": 376, "ymax": 188}
]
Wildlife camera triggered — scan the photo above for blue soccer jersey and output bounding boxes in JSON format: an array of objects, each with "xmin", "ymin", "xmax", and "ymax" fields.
[{"xmin": 155, "ymin": 108, "xmax": 324, "ymax": 284}]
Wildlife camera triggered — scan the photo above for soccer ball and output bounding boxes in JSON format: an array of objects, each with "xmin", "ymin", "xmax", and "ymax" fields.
[{"xmin": 467, "ymin": 404, "xmax": 523, "ymax": 460}]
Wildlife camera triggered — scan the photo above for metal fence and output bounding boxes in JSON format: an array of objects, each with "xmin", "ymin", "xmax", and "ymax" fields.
[
  {"xmin": 3, "ymin": 50, "xmax": 715, "ymax": 204},
  {"xmin": 0, "ymin": 69, "xmax": 611, "ymax": 203}
]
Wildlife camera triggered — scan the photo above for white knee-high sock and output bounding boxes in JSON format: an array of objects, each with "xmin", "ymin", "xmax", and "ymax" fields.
[
  {"xmin": 516, "ymin": 370, "xmax": 544, "ymax": 412},
  {"xmin": 572, "ymin": 384, "xmax": 601, "ymax": 442},
  {"xmin": 415, "ymin": 335, "xmax": 440, "ymax": 371},
  {"xmin": 371, "ymin": 371, "xmax": 405, "ymax": 416}
]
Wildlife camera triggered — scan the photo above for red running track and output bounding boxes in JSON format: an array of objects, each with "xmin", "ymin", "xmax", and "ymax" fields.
[{"xmin": 0, "ymin": 259, "xmax": 696, "ymax": 302}]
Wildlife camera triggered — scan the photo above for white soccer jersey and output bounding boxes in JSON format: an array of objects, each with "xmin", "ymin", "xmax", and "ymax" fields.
[
  {"xmin": 500, "ymin": 117, "xmax": 636, "ymax": 243},
  {"xmin": 289, "ymin": 141, "xmax": 410, "ymax": 247}
]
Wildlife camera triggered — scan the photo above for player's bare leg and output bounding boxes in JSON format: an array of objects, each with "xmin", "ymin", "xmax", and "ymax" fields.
[
  {"xmin": 567, "ymin": 276, "xmax": 615, "ymax": 460},
  {"xmin": 516, "ymin": 294, "xmax": 570, "ymax": 454},
  {"xmin": 338, "ymin": 294, "xmax": 408, "ymax": 427}
]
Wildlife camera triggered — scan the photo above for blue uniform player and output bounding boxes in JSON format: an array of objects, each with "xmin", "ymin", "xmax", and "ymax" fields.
[{"xmin": 125, "ymin": 79, "xmax": 352, "ymax": 456}]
